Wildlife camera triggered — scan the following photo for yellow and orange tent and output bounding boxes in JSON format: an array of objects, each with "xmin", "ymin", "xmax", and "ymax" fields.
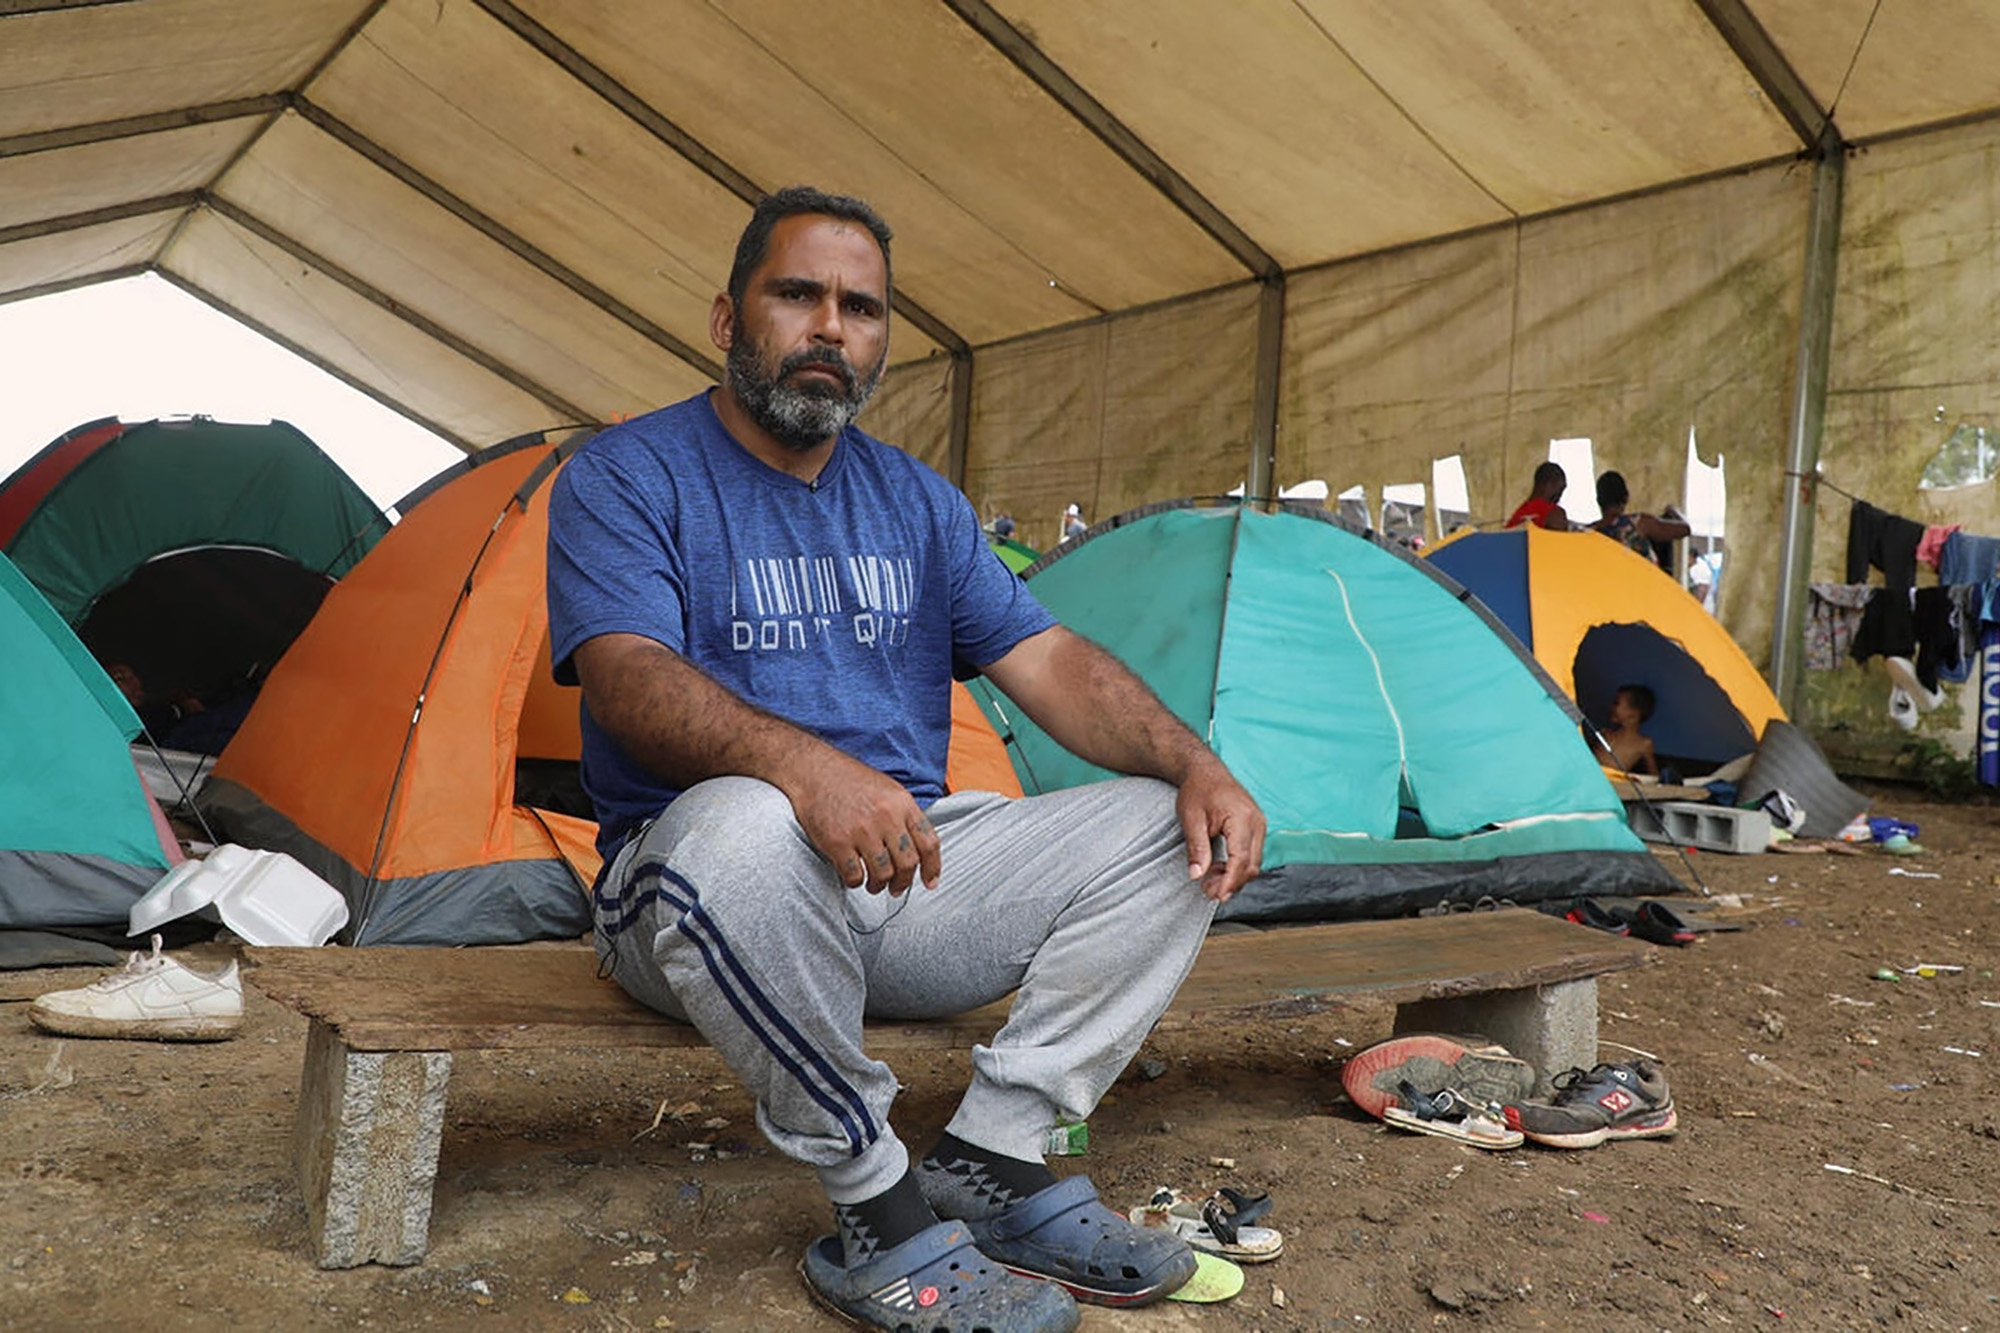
[{"xmin": 1429, "ymin": 526, "xmax": 1784, "ymax": 769}]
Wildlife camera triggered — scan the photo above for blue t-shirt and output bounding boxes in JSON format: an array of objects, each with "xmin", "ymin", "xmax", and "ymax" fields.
[{"xmin": 547, "ymin": 391, "xmax": 1056, "ymax": 855}]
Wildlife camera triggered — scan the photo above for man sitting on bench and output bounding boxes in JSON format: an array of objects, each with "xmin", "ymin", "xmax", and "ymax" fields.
[{"xmin": 547, "ymin": 185, "xmax": 1266, "ymax": 1333}]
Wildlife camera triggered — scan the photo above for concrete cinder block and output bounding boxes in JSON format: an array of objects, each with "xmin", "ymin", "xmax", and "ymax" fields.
[
  {"xmin": 1627, "ymin": 800, "xmax": 1771, "ymax": 854},
  {"xmin": 1393, "ymin": 978, "xmax": 1598, "ymax": 1095},
  {"xmin": 296, "ymin": 1019, "xmax": 452, "ymax": 1268}
]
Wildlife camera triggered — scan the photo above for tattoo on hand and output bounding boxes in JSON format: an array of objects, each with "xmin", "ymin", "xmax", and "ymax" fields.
[
  {"xmin": 897, "ymin": 834, "xmax": 911, "ymax": 852},
  {"xmin": 873, "ymin": 852, "xmax": 891, "ymax": 868}
]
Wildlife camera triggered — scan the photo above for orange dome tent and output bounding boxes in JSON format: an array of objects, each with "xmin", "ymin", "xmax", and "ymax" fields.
[{"xmin": 203, "ymin": 432, "xmax": 1018, "ymax": 946}]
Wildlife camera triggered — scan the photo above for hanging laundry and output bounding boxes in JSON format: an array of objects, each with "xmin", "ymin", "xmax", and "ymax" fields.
[
  {"xmin": 1845, "ymin": 500, "xmax": 1924, "ymax": 587},
  {"xmin": 1913, "ymin": 587, "xmax": 1960, "ymax": 690},
  {"xmin": 1976, "ymin": 579, "xmax": 2000, "ymax": 788},
  {"xmin": 1942, "ymin": 583, "xmax": 1980, "ymax": 685},
  {"xmin": 1916, "ymin": 524, "xmax": 1961, "ymax": 570},
  {"xmin": 1982, "ymin": 624, "xmax": 2000, "ymax": 787},
  {"xmin": 1978, "ymin": 575, "xmax": 2000, "ymax": 627},
  {"xmin": 1939, "ymin": 530, "xmax": 2000, "ymax": 586},
  {"xmin": 1805, "ymin": 582, "xmax": 1872, "ymax": 670},
  {"xmin": 1849, "ymin": 586, "xmax": 1916, "ymax": 665}
]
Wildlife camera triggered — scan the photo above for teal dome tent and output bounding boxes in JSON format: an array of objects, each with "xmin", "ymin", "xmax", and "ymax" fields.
[
  {"xmin": 0, "ymin": 551, "xmax": 180, "ymax": 928},
  {"xmin": 970, "ymin": 500, "xmax": 1674, "ymax": 920}
]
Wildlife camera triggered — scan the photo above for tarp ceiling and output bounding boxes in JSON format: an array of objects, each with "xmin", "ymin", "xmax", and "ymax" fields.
[
  {"xmin": 16, "ymin": 0, "xmax": 2000, "ymax": 789},
  {"xmin": 4, "ymin": 0, "xmax": 1993, "ymax": 458}
]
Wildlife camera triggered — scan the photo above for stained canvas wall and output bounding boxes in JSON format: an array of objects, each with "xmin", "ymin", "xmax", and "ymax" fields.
[
  {"xmin": 962, "ymin": 284, "xmax": 1260, "ymax": 553},
  {"xmin": 1794, "ymin": 117, "xmax": 2000, "ymax": 763}
]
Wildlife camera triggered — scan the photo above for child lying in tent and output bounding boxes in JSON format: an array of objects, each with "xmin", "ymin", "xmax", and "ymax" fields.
[{"xmin": 1589, "ymin": 683, "xmax": 1658, "ymax": 777}]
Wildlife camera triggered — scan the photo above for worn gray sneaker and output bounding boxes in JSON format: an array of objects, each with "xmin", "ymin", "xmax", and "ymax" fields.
[
  {"xmin": 1503, "ymin": 1060, "xmax": 1677, "ymax": 1148},
  {"xmin": 1340, "ymin": 1033, "xmax": 1538, "ymax": 1121}
]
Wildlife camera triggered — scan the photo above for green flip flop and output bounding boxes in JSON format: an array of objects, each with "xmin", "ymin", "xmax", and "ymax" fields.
[{"xmin": 1166, "ymin": 1251, "xmax": 1245, "ymax": 1303}]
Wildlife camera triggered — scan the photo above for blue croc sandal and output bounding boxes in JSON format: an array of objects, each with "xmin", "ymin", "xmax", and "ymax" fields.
[
  {"xmin": 799, "ymin": 1219, "xmax": 1079, "ymax": 1333},
  {"xmin": 966, "ymin": 1176, "xmax": 1198, "ymax": 1307}
]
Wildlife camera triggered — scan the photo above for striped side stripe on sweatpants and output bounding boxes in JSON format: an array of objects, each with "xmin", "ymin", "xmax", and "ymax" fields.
[{"xmin": 617, "ymin": 857, "xmax": 878, "ymax": 1156}]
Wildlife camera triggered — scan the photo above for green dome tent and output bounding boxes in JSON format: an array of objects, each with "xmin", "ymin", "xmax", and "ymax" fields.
[
  {"xmin": 987, "ymin": 533, "xmax": 1039, "ymax": 574},
  {"xmin": 970, "ymin": 500, "xmax": 1674, "ymax": 921},
  {"xmin": 0, "ymin": 551, "xmax": 181, "ymax": 929},
  {"xmin": 0, "ymin": 417, "xmax": 390, "ymax": 716}
]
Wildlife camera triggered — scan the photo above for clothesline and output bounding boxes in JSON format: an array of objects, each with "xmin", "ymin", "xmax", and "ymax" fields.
[{"xmin": 1786, "ymin": 469, "xmax": 1864, "ymax": 505}]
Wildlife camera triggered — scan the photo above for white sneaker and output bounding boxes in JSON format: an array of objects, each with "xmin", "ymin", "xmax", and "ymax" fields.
[
  {"xmin": 29, "ymin": 935, "xmax": 243, "ymax": 1041},
  {"xmin": 1884, "ymin": 656, "xmax": 1946, "ymax": 712},
  {"xmin": 1887, "ymin": 687, "xmax": 1920, "ymax": 731}
]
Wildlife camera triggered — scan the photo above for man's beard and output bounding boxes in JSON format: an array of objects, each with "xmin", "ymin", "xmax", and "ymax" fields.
[{"xmin": 725, "ymin": 320, "xmax": 884, "ymax": 452}]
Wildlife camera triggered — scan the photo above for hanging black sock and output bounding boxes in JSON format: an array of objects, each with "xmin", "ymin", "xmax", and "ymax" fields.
[
  {"xmin": 916, "ymin": 1131, "xmax": 1057, "ymax": 1221},
  {"xmin": 833, "ymin": 1170, "xmax": 936, "ymax": 1266}
]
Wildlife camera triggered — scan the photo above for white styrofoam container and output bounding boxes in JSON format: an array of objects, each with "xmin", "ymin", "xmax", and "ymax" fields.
[{"xmin": 130, "ymin": 844, "xmax": 348, "ymax": 946}]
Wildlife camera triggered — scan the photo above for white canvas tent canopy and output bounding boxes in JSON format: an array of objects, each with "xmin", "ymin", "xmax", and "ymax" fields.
[{"xmin": 6, "ymin": 0, "xmax": 2000, "ymax": 717}]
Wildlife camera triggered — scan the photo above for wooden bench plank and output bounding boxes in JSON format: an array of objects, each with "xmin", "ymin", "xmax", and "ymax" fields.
[
  {"xmin": 245, "ymin": 910, "xmax": 1654, "ymax": 1268},
  {"xmin": 243, "ymin": 911, "xmax": 1650, "ymax": 1053}
]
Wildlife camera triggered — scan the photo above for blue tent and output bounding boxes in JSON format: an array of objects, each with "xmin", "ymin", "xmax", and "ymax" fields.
[{"xmin": 971, "ymin": 501, "xmax": 1673, "ymax": 921}]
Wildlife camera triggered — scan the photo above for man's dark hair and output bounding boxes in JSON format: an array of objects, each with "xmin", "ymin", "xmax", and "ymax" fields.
[
  {"xmin": 1532, "ymin": 461, "xmax": 1566, "ymax": 492},
  {"xmin": 1616, "ymin": 683, "xmax": 1656, "ymax": 721},
  {"xmin": 1596, "ymin": 470, "xmax": 1630, "ymax": 510},
  {"xmin": 727, "ymin": 186, "xmax": 893, "ymax": 308}
]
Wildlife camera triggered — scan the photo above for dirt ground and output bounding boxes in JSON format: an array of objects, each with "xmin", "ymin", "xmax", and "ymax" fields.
[{"xmin": 4, "ymin": 788, "xmax": 1998, "ymax": 1332}]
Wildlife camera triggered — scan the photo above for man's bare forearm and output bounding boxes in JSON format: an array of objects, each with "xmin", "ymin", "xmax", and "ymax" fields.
[
  {"xmin": 987, "ymin": 628, "xmax": 1214, "ymax": 784},
  {"xmin": 572, "ymin": 632, "xmax": 834, "ymax": 792},
  {"xmin": 574, "ymin": 633, "xmax": 942, "ymax": 892},
  {"xmin": 1637, "ymin": 512, "xmax": 1691, "ymax": 544},
  {"xmin": 983, "ymin": 625, "xmax": 1266, "ymax": 898}
]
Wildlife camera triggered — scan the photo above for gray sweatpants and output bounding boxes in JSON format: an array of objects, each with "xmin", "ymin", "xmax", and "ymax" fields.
[{"xmin": 595, "ymin": 775, "xmax": 1214, "ymax": 1205}]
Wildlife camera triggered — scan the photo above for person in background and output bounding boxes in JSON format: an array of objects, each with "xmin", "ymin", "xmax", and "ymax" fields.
[
  {"xmin": 1592, "ymin": 470, "xmax": 1690, "ymax": 571},
  {"xmin": 161, "ymin": 687, "xmax": 256, "ymax": 756},
  {"xmin": 1505, "ymin": 462, "xmax": 1572, "ymax": 531},
  {"xmin": 991, "ymin": 512, "xmax": 1017, "ymax": 539},
  {"xmin": 1061, "ymin": 503, "xmax": 1088, "ymax": 542},
  {"xmin": 105, "ymin": 661, "xmax": 203, "ymax": 740},
  {"xmin": 1591, "ymin": 683, "xmax": 1658, "ymax": 777},
  {"xmin": 106, "ymin": 660, "xmax": 150, "ymax": 715},
  {"xmin": 1688, "ymin": 552, "xmax": 1721, "ymax": 613}
]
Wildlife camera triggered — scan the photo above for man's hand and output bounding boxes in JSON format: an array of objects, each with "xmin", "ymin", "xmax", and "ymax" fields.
[
  {"xmin": 985, "ymin": 627, "xmax": 1267, "ymax": 902},
  {"xmin": 784, "ymin": 749, "xmax": 942, "ymax": 896},
  {"xmin": 1176, "ymin": 757, "xmax": 1266, "ymax": 903},
  {"xmin": 573, "ymin": 634, "xmax": 941, "ymax": 894}
]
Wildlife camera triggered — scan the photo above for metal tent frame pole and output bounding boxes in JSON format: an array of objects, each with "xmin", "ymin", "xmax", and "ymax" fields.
[
  {"xmin": 1692, "ymin": 0, "xmax": 1842, "ymax": 707},
  {"xmin": 1768, "ymin": 129, "xmax": 1846, "ymax": 711}
]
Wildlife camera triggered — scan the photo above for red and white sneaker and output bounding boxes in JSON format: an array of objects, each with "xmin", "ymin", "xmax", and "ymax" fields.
[
  {"xmin": 1340, "ymin": 1033, "xmax": 1537, "ymax": 1121},
  {"xmin": 1503, "ymin": 1060, "xmax": 1677, "ymax": 1148}
]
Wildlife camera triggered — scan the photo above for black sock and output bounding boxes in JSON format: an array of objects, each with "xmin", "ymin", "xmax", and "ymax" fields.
[
  {"xmin": 916, "ymin": 1131, "xmax": 1057, "ymax": 1221},
  {"xmin": 833, "ymin": 1170, "xmax": 936, "ymax": 1266}
]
